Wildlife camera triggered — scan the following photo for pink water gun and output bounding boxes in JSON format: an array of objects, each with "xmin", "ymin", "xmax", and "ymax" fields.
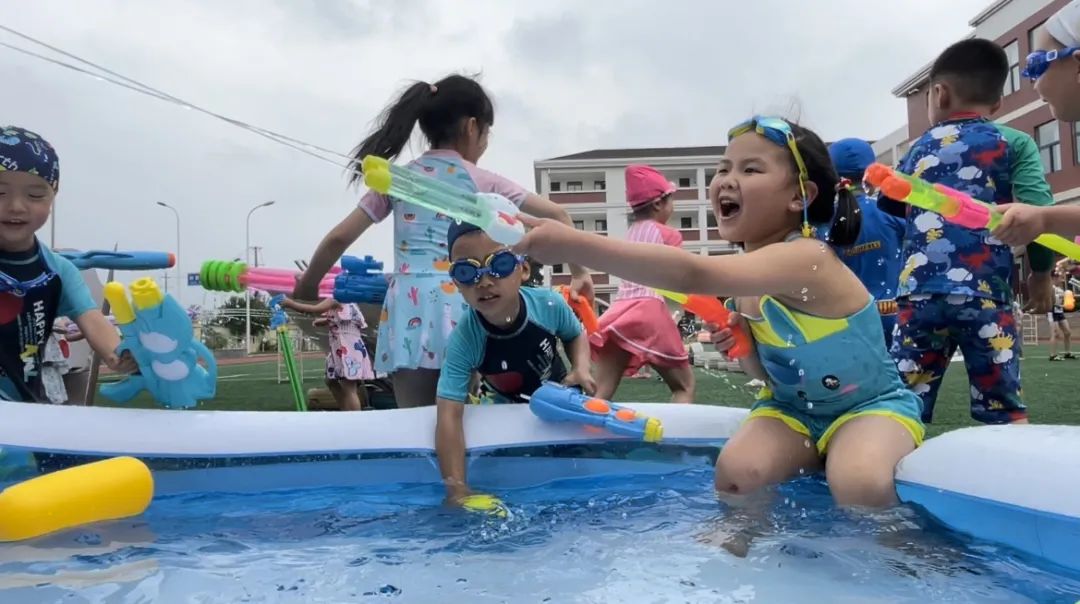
[{"xmin": 199, "ymin": 260, "xmax": 340, "ymax": 296}]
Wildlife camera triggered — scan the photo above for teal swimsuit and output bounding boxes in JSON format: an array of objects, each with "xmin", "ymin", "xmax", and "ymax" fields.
[{"xmin": 739, "ymin": 295, "xmax": 924, "ymax": 454}]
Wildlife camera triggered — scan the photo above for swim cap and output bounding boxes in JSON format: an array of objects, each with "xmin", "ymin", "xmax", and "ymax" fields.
[
  {"xmin": 625, "ymin": 165, "xmax": 676, "ymax": 208},
  {"xmin": 447, "ymin": 220, "xmax": 483, "ymax": 256},
  {"xmin": 1048, "ymin": 0, "xmax": 1080, "ymax": 47},
  {"xmin": 0, "ymin": 126, "xmax": 60, "ymax": 192},
  {"xmin": 828, "ymin": 138, "xmax": 875, "ymax": 180}
]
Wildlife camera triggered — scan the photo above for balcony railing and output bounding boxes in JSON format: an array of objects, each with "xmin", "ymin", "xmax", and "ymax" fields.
[{"xmin": 550, "ymin": 191, "xmax": 606, "ymax": 204}]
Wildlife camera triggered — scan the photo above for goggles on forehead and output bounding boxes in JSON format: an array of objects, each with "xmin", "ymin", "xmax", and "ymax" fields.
[
  {"xmin": 727, "ymin": 116, "xmax": 813, "ymax": 235},
  {"xmin": 1022, "ymin": 47, "xmax": 1080, "ymax": 80},
  {"xmin": 449, "ymin": 249, "xmax": 523, "ymax": 285}
]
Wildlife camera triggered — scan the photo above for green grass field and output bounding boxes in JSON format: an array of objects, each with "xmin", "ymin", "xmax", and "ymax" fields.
[{"xmin": 100, "ymin": 345, "xmax": 1080, "ymax": 437}]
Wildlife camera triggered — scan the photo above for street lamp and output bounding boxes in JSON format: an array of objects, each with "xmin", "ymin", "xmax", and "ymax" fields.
[
  {"xmin": 156, "ymin": 202, "xmax": 181, "ymax": 302},
  {"xmin": 245, "ymin": 200, "xmax": 276, "ymax": 354}
]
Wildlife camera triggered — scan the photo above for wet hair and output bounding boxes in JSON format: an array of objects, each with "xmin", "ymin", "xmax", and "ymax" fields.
[
  {"xmin": 929, "ymin": 38, "xmax": 1008, "ymax": 106},
  {"xmin": 349, "ymin": 74, "xmax": 495, "ymax": 186},
  {"xmin": 630, "ymin": 193, "xmax": 672, "ymax": 222},
  {"xmin": 784, "ymin": 122, "xmax": 861, "ymax": 247}
]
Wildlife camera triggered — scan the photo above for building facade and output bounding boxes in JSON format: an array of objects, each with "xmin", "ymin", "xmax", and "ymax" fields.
[
  {"xmin": 533, "ymin": 147, "xmax": 738, "ymax": 307},
  {"xmin": 890, "ymin": 0, "xmax": 1080, "ymax": 205}
]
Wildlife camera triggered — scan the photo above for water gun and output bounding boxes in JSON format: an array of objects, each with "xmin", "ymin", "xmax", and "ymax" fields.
[
  {"xmin": 200, "ymin": 256, "xmax": 388, "ymax": 303},
  {"xmin": 864, "ymin": 163, "xmax": 1080, "ymax": 261},
  {"xmin": 361, "ymin": 155, "xmax": 525, "ymax": 245},
  {"xmin": 60, "ymin": 250, "xmax": 175, "ymax": 271},
  {"xmin": 528, "ymin": 382, "xmax": 663, "ymax": 442},
  {"xmin": 332, "ymin": 255, "xmax": 388, "ymax": 304},
  {"xmin": 555, "ymin": 285, "xmax": 598, "ymax": 334},
  {"xmin": 99, "ymin": 277, "xmax": 218, "ymax": 409},
  {"xmin": 653, "ymin": 289, "xmax": 751, "ymax": 359},
  {"xmin": 269, "ymin": 295, "xmax": 307, "ymax": 411}
]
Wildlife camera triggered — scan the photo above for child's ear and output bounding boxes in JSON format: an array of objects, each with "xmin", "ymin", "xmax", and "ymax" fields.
[{"xmin": 519, "ymin": 258, "xmax": 532, "ymax": 283}]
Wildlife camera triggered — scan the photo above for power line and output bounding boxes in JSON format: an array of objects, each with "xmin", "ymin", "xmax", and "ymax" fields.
[{"xmin": 0, "ymin": 25, "xmax": 365, "ymax": 177}]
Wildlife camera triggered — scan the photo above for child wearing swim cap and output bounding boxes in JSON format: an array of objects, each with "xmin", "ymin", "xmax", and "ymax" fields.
[
  {"xmin": 589, "ymin": 165, "xmax": 695, "ymax": 403},
  {"xmin": 435, "ymin": 220, "xmax": 594, "ymax": 506},
  {"xmin": 0, "ymin": 126, "xmax": 136, "ymax": 402}
]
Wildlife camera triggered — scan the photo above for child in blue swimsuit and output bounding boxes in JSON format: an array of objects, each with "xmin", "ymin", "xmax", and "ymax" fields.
[
  {"xmin": 435, "ymin": 220, "xmax": 594, "ymax": 505},
  {"xmin": 515, "ymin": 117, "xmax": 924, "ymax": 508}
]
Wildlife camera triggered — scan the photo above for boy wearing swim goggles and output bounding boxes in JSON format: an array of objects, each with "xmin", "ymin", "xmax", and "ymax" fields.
[
  {"xmin": 0, "ymin": 126, "xmax": 137, "ymax": 403},
  {"xmin": 435, "ymin": 220, "xmax": 595, "ymax": 507},
  {"xmin": 877, "ymin": 39, "xmax": 1054, "ymax": 427},
  {"xmin": 992, "ymin": 2, "xmax": 1080, "ymax": 247},
  {"xmin": 515, "ymin": 116, "xmax": 925, "ymax": 513}
]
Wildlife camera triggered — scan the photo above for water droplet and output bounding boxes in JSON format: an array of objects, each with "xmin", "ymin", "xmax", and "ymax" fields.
[
  {"xmin": 788, "ymin": 358, "xmax": 796, "ymax": 366},
  {"xmin": 801, "ymin": 296, "xmax": 808, "ymax": 302},
  {"xmin": 797, "ymin": 369, "xmax": 805, "ymax": 377},
  {"xmin": 547, "ymin": 301, "xmax": 553, "ymax": 306},
  {"xmin": 806, "ymin": 401, "xmax": 814, "ymax": 410},
  {"xmin": 800, "ymin": 287, "xmax": 808, "ymax": 294},
  {"xmin": 838, "ymin": 217, "xmax": 846, "ymax": 222},
  {"xmin": 501, "ymin": 360, "xmax": 508, "ymax": 370},
  {"xmin": 811, "ymin": 265, "xmax": 818, "ymax": 271}
]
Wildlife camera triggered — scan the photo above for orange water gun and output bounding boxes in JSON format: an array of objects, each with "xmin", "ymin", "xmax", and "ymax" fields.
[
  {"xmin": 556, "ymin": 286, "xmax": 599, "ymax": 335},
  {"xmin": 654, "ymin": 289, "xmax": 751, "ymax": 359}
]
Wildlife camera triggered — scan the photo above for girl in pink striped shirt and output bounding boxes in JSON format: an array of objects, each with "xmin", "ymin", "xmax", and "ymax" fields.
[{"xmin": 590, "ymin": 165, "xmax": 695, "ymax": 403}]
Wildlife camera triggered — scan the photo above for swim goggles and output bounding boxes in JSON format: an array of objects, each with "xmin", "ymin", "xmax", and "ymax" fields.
[
  {"xmin": 727, "ymin": 116, "xmax": 812, "ymax": 236},
  {"xmin": 0, "ymin": 269, "xmax": 56, "ymax": 297},
  {"xmin": 1022, "ymin": 47, "xmax": 1080, "ymax": 80},
  {"xmin": 449, "ymin": 249, "xmax": 523, "ymax": 285}
]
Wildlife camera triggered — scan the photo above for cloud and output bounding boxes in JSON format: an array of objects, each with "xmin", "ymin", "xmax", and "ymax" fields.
[
  {"xmin": 978, "ymin": 323, "xmax": 1000, "ymax": 339},
  {"xmin": 957, "ymin": 165, "xmax": 983, "ymax": 180},
  {"xmin": 947, "ymin": 268, "xmax": 973, "ymax": 281},
  {"xmin": 1, "ymin": 0, "xmax": 989, "ymax": 306}
]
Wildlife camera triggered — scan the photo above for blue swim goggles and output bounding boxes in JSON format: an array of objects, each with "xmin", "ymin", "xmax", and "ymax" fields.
[
  {"xmin": 727, "ymin": 116, "xmax": 812, "ymax": 236},
  {"xmin": 1022, "ymin": 47, "xmax": 1080, "ymax": 80},
  {"xmin": 449, "ymin": 249, "xmax": 523, "ymax": 286},
  {"xmin": 0, "ymin": 269, "xmax": 55, "ymax": 296}
]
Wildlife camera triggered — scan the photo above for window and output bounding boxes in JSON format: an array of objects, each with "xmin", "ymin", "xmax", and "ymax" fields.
[
  {"xmin": 1029, "ymin": 20, "xmax": 1046, "ymax": 55},
  {"xmin": 595, "ymin": 219, "xmax": 607, "ymax": 232},
  {"xmin": 680, "ymin": 216, "xmax": 693, "ymax": 229},
  {"xmin": 552, "ymin": 263, "xmax": 565, "ymax": 274},
  {"xmin": 706, "ymin": 214, "xmax": 717, "ymax": 228},
  {"xmin": 704, "ymin": 170, "xmax": 716, "ymax": 185},
  {"xmin": 567, "ymin": 181, "xmax": 583, "ymax": 192},
  {"xmin": 1075, "ymin": 122, "xmax": 1080, "ymax": 165},
  {"xmin": 572, "ymin": 220, "xmax": 584, "ymax": 230},
  {"xmin": 1003, "ymin": 40, "xmax": 1020, "ymax": 96},
  {"xmin": 678, "ymin": 177, "xmax": 693, "ymax": 188},
  {"xmin": 550, "ymin": 181, "xmax": 561, "ymax": 192},
  {"xmin": 593, "ymin": 180, "xmax": 605, "ymax": 190},
  {"xmin": 1037, "ymin": 120, "xmax": 1062, "ymax": 173}
]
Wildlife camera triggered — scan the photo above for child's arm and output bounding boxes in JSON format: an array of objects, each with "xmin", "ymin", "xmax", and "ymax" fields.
[
  {"xmin": 561, "ymin": 333, "xmax": 597, "ymax": 395},
  {"xmin": 282, "ymin": 297, "xmax": 339, "ymax": 315},
  {"xmin": 521, "ymin": 194, "xmax": 594, "ymax": 300},
  {"xmin": 433, "ymin": 325, "xmax": 482, "ymax": 503},
  {"xmin": 295, "ymin": 208, "xmax": 374, "ymax": 300},
  {"xmin": 515, "ymin": 216, "xmax": 848, "ymax": 306},
  {"xmin": 435, "ymin": 399, "xmax": 471, "ymax": 502},
  {"xmin": 993, "ymin": 204, "xmax": 1080, "ymax": 246},
  {"xmin": 74, "ymin": 310, "xmax": 137, "ymax": 373},
  {"xmin": 706, "ymin": 309, "xmax": 767, "ymax": 380}
]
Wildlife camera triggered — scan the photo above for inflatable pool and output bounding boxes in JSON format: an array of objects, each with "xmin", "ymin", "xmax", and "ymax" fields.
[{"xmin": 1, "ymin": 401, "xmax": 1078, "ymax": 575}]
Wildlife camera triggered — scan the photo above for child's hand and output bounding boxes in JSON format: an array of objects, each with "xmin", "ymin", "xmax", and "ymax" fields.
[
  {"xmin": 563, "ymin": 368, "xmax": 597, "ymax": 396},
  {"xmin": 104, "ymin": 350, "xmax": 138, "ymax": 374},
  {"xmin": 705, "ymin": 313, "xmax": 751, "ymax": 355},
  {"xmin": 992, "ymin": 204, "xmax": 1048, "ymax": 247},
  {"xmin": 512, "ymin": 215, "xmax": 577, "ymax": 265}
]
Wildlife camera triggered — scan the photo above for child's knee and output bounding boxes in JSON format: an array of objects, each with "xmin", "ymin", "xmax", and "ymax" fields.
[
  {"xmin": 714, "ymin": 455, "xmax": 773, "ymax": 495},
  {"xmin": 826, "ymin": 459, "xmax": 897, "ymax": 508}
]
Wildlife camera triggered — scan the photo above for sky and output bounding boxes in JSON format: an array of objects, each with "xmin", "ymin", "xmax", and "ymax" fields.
[{"xmin": 1, "ymin": 0, "xmax": 989, "ymax": 306}]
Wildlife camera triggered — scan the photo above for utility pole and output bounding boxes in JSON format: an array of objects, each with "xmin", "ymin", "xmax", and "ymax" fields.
[{"xmin": 161, "ymin": 271, "xmax": 172, "ymax": 294}]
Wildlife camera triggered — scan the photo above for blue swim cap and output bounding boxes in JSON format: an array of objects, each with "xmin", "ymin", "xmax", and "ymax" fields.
[
  {"xmin": 828, "ymin": 138, "xmax": 875, "ymax": 180},
  {"xmin": 0, "ymin": 126, "xmax": 60, "ymax": 191},
  {"xmin": 446, "ymin": 220, "xmax": 483, "ymax": 256}
]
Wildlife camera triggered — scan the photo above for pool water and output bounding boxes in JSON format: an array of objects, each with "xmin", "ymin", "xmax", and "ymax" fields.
[{"xmin": 2, "ymin": 469, "xmax": 1079, "ymax": 604}]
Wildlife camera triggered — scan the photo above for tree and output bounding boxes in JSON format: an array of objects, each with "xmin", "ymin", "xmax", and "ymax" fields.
[{"xmin": 213, "ymin": 295, "xmax": 270, "ymax": 338}]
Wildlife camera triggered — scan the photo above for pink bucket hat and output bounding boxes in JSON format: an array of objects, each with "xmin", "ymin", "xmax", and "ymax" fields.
[{"xmin": 625, "ymin": 164, "xmax": 676, "ymax": 208}]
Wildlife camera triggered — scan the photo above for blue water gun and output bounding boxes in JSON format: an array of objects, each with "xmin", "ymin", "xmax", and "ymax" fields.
[
  {"xmin": 528, "ymin": 382, "xmax": 663, "ymax": 442},
  {"xmin": 60, "ymin": 250, "xmax": 175, "ymax": 271},
  {"xmin": 332, "ymin": 255, "xmax": 388, "ymax": 304},
  {"xmin": 99, "ymin": 277, "xmax": 217, "ymax": 409},
  {"xmin": 269, "ymin": 294, "xmax": 289, "ymax": 329}
]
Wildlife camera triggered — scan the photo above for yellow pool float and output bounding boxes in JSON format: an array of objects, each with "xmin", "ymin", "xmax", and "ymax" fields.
[{"xmin": 0, "ymin": 456, "xmax": 153, "ymax": 542}]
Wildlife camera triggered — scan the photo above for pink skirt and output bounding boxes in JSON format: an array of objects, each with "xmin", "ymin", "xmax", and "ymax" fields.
[
  {"xmin": 327, "ymin": 331, "xmax": 376, "ymax": 382},
  {"xmin": 590, "ymin": 297, "xmax": 689, "ymax": 372}
]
